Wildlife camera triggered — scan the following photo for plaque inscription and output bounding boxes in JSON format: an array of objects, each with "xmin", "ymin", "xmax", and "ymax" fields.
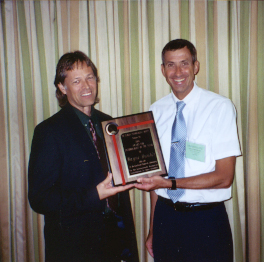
[{"xmin": 121, "ymin": 128, "xmax": 160, "ymax": 176}]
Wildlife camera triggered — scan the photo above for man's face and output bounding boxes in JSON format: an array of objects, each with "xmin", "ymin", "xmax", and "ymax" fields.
[
  {"xmin": 58, "ymin": 63, "xmax": 97, "ymax": 116},
  {"xmin": 161, "ymin": 46, "xmax": 199, "ymax": 100}
]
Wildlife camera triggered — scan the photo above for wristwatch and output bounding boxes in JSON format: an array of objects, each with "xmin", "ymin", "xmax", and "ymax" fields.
[{"xmin": 168, "ymin": 177, "xmax": 177, "ymax": 190}]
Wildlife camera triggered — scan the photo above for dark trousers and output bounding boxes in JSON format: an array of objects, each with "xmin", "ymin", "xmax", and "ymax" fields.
[
  {"xmin": 153, "ymin": 199, "xmax": 233, "ymax": 262},
  {"xmin": 44, "ymin": 213, "xmax": 122, "ymax": 262}
]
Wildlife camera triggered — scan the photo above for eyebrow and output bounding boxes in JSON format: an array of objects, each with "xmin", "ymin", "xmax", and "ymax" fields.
[
  {"xmin": 165, "ymin": 59, "xmax": 190, "ymax": 64},
  {"xmin": 165, "ymin": 61, "xmax": 175, "ymax": 64},
  {"xmin": 72, "ymin": 73, "xmax": 94, "ymax": 79}
]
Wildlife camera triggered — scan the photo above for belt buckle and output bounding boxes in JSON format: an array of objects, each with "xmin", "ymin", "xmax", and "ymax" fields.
[
  {"xmin": 173, "ymin": 202, "xmax": 193, "ymax": 212},
  {"xmin": 173, "ymin": 202, "xmax": 184, "ymax": 212}
]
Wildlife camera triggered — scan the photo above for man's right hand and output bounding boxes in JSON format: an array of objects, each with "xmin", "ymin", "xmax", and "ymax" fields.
[
  {"xmin": 96, "ymin": 172, "xmax": 134, "ymax": 200},
  {"xmin": 135, "ymin": 175, "xmax": 172, "ymax": 191},
  {"xmin": 146, "ymin": 232, "xmax": 154, "ymax": 257}
]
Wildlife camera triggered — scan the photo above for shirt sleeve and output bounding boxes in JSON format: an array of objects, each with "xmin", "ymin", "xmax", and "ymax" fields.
[{"xmin": 212, "ymin": 99, "xmax": 241, "ymax": 160}]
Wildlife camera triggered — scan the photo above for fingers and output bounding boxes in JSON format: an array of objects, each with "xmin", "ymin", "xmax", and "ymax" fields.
[
  {"xmin": 137, "ymin": 177, "xmax": 151, "ymax": 184},
  {"xmin": 146, "ymin": 235, "xmax": 154, "ymax": 257},
  {"xmin": 97, "ymin": 175, "xmax": 135, "ymax": 200},
  {"xmin": 135, "ymin": 176, "xmax": 170, "ymax": 191},
  {"xmin": 134, "ymin": 183, "xmax": 152, "ymax": 191},
  {"xmin": 104, "ymin": 172, "xmax": 113, "ymax": 183},
  {"xmin": 114, "ymin": 183, "xmax": 134, "ymax": 194},
  {"xmin": 102, "ymin": 172, "xmax": 115, "ymax": 189},
  {"xmin": 146, "ymin": 244, "xmax": 154, "ymax": 258},
  {"xmin": 106, "ymin": 172, "xmax": 134, "ymax": 192},
  {"xmin": 135, "ymin": 177, "xmax": 155, "ymax": 191}
]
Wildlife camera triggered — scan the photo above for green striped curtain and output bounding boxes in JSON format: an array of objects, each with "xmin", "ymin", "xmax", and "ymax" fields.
[{"xmin": 0, "ymin": 1, "xmax": 263, "ymax": 261}]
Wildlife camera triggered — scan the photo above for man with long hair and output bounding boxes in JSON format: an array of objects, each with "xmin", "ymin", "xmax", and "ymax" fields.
[{"xmin": 28, "ymin": 51, "xmax": 138, "ymax": 262}]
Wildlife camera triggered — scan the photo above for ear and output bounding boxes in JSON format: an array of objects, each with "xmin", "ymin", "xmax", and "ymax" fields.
[
  {"xmin": 194, "ymin": 61, "xmax": 200, "ymax": 75},
  {"xmin": 58, "ymin": 83, "xmax": 67, "ymax": 95},
  {"xmin": 161, "ymin": 64, "xmax": 166, "ymax": 77}
]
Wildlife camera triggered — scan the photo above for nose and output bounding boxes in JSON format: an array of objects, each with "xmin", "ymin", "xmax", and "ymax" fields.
[
  {"xmin": 174, "ymin": 66, "xmax": 182, "ymax": 76},
  {"xmin": 83, "ymin": 79, "xmax": 91, "ymax": 89}
]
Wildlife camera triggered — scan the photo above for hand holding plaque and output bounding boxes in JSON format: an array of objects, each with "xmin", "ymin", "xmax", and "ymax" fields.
[{"xmin": 101, "ymin": 112, "xmax": 167, "ymax": 186}]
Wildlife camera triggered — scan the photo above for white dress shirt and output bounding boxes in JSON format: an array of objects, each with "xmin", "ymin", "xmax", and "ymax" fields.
[{"xmin": 150, "ymin": 82, "xmax": 241, "ymax": 203}]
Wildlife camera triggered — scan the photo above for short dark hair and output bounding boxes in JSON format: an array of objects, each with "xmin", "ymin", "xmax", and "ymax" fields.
[
  {"xmin": 54, "ymin": 51, "xmax": 100, "ymax": 108},
  {"xmin": 162, "ymin": 39, "xmax": 197, "ymax": 64}
]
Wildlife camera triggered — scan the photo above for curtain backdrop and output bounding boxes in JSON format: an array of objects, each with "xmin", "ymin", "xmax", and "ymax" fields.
[{"xmin": 0, "ymin": 0, "xmax": 263, "ymax": 261}]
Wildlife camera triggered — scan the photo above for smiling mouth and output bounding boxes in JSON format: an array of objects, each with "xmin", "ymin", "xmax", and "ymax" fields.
[
  {"xmin": 174, "ymin": 78, "xmax": 185, "ymax": 83},
  {"xmin": 81, "ymin": 92, "xmax": 92, "ymax": 97}
]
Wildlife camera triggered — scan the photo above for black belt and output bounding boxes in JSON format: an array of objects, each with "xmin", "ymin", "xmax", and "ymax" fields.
[{"xmin": 158, "ymin": 196, "xmax": 221, "ymax": 212}]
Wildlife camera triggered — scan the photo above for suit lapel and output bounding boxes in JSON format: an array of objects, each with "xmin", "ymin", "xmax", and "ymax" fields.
[{"xmin": 62, "ymin": 105, "xmax": 96, "ymax": 157}]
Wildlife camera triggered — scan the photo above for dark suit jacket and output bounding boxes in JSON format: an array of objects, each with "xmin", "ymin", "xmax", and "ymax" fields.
[{"xmin": 28, "ymin": 104, "xmax": 138, "ymax": 262}]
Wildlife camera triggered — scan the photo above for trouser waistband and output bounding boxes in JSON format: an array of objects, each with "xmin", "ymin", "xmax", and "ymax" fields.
[{"xmin": 158, "ymin": 196, "xmax": 222, "ymax": 212}]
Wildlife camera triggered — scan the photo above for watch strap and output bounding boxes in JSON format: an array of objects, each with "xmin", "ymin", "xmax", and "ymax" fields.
[{"xmin": 168, "ymin": 177, "xmax": 177, "ymax": 190}]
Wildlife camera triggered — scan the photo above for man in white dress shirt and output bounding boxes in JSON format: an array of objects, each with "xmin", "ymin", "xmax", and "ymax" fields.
[{"xmin": 135, "ymin": 39, "xmax": 241, "ymax": 261}]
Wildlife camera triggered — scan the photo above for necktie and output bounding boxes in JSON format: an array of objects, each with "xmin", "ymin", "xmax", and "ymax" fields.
[
  {"xmin": 89, "ymin": 119, "xmax": 100, "ymax": 159},
  {"xmin": 167, "ymin": 101, "xmax": 187, "ymax": 203}
]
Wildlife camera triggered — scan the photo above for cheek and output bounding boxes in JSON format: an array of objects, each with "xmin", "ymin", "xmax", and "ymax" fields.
[
  {"xmin": 68, "ymin": 90, "xmax": 79, "ymax": 99},
  {"xmin": 92, "ymin": 85, "xmax": 98, "ymax": 93},
  {"xmin": 164, "ymin": 71, "xmax": 173, "ymax": 79}
]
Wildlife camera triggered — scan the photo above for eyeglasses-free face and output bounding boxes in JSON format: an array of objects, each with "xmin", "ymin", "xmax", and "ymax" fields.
[
  {"xmin": 58, "ymin": 62, "xmax": 98, "ymax": 116},
  {"xmin": 161, "ymin": 46, "xmax": 199, "ymax": 100}
]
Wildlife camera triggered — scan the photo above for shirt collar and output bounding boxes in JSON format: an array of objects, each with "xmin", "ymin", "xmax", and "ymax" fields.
[
  {"xmin": 72, "ymin": 106, "xmax": 93, "ymax": 126},
  {"xmin": 171, "ymin": 81, "xmax": 199, "ymax": 106},
  {"xmin": 71, "ymin": 105, "xmax": 104, "ymax": 138}
]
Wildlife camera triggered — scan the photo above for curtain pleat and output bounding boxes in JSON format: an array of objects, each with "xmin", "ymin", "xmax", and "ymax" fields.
[
  {"xmin": 0, "ymin": 2, "xmax": 11, "ymax": 261},
  {"xmin": 106, "ymin": 1, "xmax": 119, "ymax": 116},
  {"xmin": 153, "ymin": 0, "xmax": 169, "ymax": 101},
  {"xmin": 230, "ymin": 2, "xmax": 246, "ymax": 261},
  {"xmin": 207, "ymin": 0, "xmax": 215, "ymax": 93},
  {"xmin": 140, "ymin": 0, "xmax": 151, "ymax": 112},
  {"xmin": 7, "ymin": 2, "xmax": 21, "ymax": 261},
  {"xmin": 258, "ymin": 2, "xmax": 264, "ymax": 262},
  {"xmin": 194, "ymin": 0, "xmax": 206, "ymax": 89},
  {"xmin": 2, "ymin": 1, "xmax": 264, "ymax": 261},
  {"xmin": 248, "ymin": 2, "xmax": 260, "ymax": 261}
]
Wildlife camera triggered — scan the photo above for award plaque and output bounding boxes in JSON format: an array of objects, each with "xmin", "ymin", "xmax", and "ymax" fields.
[{"xmin": 101, "ymin": 111, "xmax": 167, "ymax": 185}]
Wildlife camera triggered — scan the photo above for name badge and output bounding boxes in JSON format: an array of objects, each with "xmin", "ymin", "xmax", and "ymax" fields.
[{"xmin": 186, "ymin": 141, "xmax": 205, "ymax": 162}]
